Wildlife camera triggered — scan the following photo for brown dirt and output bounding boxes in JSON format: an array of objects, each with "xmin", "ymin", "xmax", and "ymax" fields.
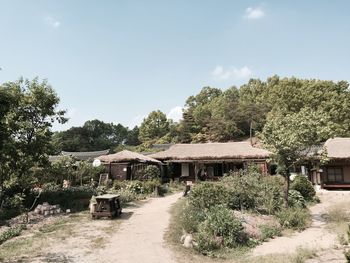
[
  {"xmin": 8, "ymin": 193, "xmax": 182, "ymax": 263},
  {"xmin": 252, "ymin": 190, "xmax": 350, "ymax": 261}
]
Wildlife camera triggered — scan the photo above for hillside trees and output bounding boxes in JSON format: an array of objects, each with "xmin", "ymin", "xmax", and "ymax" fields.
[{"xmin": 53, "ymin": 120, "xmax": 129, "ymax": 152}]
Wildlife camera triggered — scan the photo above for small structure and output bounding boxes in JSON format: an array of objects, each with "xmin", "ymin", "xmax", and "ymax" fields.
[
  {"xmin": 97, "ymin": 150, "xmax": 161, "ymax": 181},
  {"xmin": 150, "ymin": 142, "xmax": 271, "ymax": 182},
  {"xmin": 91, "ymin": 194, "xmax": 122, "ymax": 219},
  {"xmin": 305, "ymin": 138, "xmax": 350, "ymax": 189}
]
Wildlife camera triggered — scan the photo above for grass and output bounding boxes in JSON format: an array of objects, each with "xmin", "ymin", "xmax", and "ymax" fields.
[
  {"xmin": 0, "ymin": 212, "xmax": 88, "ymax": 261},
  {"xmin": 325, "ymin": 205, "xmax": 350, "ymax": 223}
]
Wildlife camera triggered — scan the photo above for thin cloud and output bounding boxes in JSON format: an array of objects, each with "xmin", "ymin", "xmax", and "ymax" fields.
[
  {"xmin": 167, "ymin": 106, "xmax": 183, "ymax": 122},
  {"xmin": 244, "ymin": 7, "xmax": 265, "ymax": 20},
  {"xmin": 44, "ymin": 16, "xmax": 61, "ymax": 28},
  {"xmin": 212, "ymin": 66, "xmax": 253, "ymax": 81}
]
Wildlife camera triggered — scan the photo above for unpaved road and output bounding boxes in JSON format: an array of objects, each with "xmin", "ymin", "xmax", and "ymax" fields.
[
  {"xmin": 252, "ymin": 191, "xmax": 350, "ymax": 260},
  {"xmin": 84, "ymin": 192, "xmax": 182, "ymax": 263}
]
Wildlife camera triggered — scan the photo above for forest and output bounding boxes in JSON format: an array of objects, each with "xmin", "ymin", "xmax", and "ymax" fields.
[{"xmin": 53, "ymin": 75, "xmax": 350, "ymax": 153}]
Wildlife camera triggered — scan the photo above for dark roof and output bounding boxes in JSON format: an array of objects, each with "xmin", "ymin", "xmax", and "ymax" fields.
[{"xmin": 49, "ymin": 149, "xmax": 110, "ymax": 162}]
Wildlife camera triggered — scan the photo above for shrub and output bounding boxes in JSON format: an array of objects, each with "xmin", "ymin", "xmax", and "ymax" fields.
[
  {"xmin": 117, "ymin": 188, "xmax": 139, "ymax": 205},
  {"xmin": 259, "ymin": 175, "xmax": 285, "ymax": 213},
  {"xmin": 189, "ymin": 182, "xmax": 231, "ymax": 210},
  {"xmin": 142, "ymin": 180, "xmax": 161, "ymax": 195},
  {"xmin": 181, "ymin": 203, "xmax": 206, "ymax": 233},
  {"xmin": 143, "ymin": 165, "xmax": 161, "ymax": 180},
  {"xmin": 288, "ymin": 190, "xmax": 306, "ymax": 208},
  {"xmin": 195, "ymin": 205, "xmax": 245, "ymax": 254},
  {"xmin": 276, "ymin": 207, "xmax": 310, "ymax": 230},
  {"xmin": 291, "ymin": 175, "xmax": 316, "ymax": 201},
  {"xmin": 259, "ymin": 224, "xmax": 282, "ymax": 241},
  {"xmin": 29, "ymin": 186, "xmax": 97, "ymax": 211},
  {"xmin": 0, "ymin": 225, "xmax": 26, "ymax": 245},
  {"xmin": 125, "ymin": 180, "xmax": 144, "ymax": 194}
]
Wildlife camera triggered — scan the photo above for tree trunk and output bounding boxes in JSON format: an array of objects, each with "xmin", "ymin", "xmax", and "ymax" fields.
[{"xmin": 285, "ymin": 169, "xmax": 290, "ymax": 208}]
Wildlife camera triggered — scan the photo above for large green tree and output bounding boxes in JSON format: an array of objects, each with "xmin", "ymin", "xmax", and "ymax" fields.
[
  {"xmin": 139, "ymin": 110, "xmax": 170, "ymax": 143},
  {"xmin": 53, "ymin": 120, "xmax": 128, "ymax": 152},
  {"xmin": 0, "ymin": 78, "xmax": 66, "ymax": 213},
  {"xmin": 260, "ymin": 77, "xmax": 350, "ymax": 205}
]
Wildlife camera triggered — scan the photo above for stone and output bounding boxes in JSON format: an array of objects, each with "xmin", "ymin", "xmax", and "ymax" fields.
[{"xmin": 183, "ymin": 234, "xmax": 193, "ymax": 248}]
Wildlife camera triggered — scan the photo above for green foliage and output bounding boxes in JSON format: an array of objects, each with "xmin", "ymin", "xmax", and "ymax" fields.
[
  {"xmin": 181, "ymin": 203, "xmax": 206, "ymax": 233},
  {"xmin": 30, "ymin": 186, "xmax": 97, "ymax": 211},
  {"xmin": 288, "ymin": 190, "xmax": 306, "ymax": 208},
  {"xmin": 220, "ymin": 170, "xmax": 262, "ymax": 210},
  {"xmin": 116, "ymin": 188, "xmax": 139, "ymax": 205},
  {"xmin": 188, "ymin": 182, "xmax": 231, "ymax": 210},
  {"xmin": 276, "ymin": 207, "xmax": 310, "ymax": 230},
  {"xmin": 139, "ymin": 110, "xmax": 170, "ymax": 143},
  {"xmin": 0, "ymin": 78, "xmax": 66, "ymax": 220},
  {"xmin": 196, "ymin": 205, "xmax": 245, "ymax": 254},
  {"xmin": 0, "ymin": 225, "xmax": 26, "ymax": 245},
  {"xmin": 53, "ymin": 119, "xmax": 128, "ymax": 152},
  {"xmin": 291, "ymin": 175, "xmax": 316, "ymax": 201},
  {"xmin": 259, "ymin": 224, "xmax": 282, "ymax": 241}
]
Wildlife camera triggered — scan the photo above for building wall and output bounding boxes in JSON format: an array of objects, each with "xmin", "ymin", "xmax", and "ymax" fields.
[
  {"xmin": 344, "ymin": 166, "xmax": 350, "ymax": 182},
  {"xmin": 110, "ymin": 163, "xmax": 128, "ymax": 180},
  {"xmin": 322, "ymin": 161, "xmax": 350, "ymax": 184},
  {"xmin": 181, "ymin": 163, "xmax": 189, "ymax": 177}
]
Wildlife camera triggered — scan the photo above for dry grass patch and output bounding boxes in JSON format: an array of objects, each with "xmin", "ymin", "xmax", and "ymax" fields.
[{"xmin": 0, "ymin": 212, "xmax": 88, "ymax": 261}]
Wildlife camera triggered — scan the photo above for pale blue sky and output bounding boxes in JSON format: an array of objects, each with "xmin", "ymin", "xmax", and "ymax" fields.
[{"xmin": 0, "ymin": 1, "xmax": 349, "ymax": 130}]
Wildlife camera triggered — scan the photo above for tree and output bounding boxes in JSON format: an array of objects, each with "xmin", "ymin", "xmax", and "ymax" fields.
[
  {"xmin": 139, "ymin": 110, "xmax": 170, "ymax": 143},
  {"xmin": 54, "ymin": 120, "xmax": 128, "ymax": 152},
  {"xmin": 260, "ymin": 109, "xmax": 338, "ymax": 206},
  {"xmin": 125, "ymin": 126, "xmax": 141, "ymax": 146},
  {"xmin": 0, "ymin": 78, "xmax": 66, "ymax": 215}
]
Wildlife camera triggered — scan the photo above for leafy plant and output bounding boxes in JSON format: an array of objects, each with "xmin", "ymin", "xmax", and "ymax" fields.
[
  {"xmin": 288, "ymin": 190, "xmax": 306, "ymax": 208},
  {"xmin": 291, "ymin": 175, "xmax": 316, "ymax": 201},
  {"xmin": 276, "ymin": 207, "xmax": 310, "ymax": 230},
  {"xmin": 195, "ymin": 205, "xmax": 245, "ymax": 254},
  {"xmin": 0, "ymin": 225, "xmax": 26, "ymax": 245}
]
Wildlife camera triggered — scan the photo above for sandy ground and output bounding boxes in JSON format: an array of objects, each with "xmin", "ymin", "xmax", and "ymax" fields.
[
  {"xmin": 31, "ymin": 192, "xmax": 182, "ymax": 263},
  {"xmin": 252, "ymin": 190, "xmax": 350, "ymax": 261},
  {"xmin": 83, "ymin": 192, "xmax": 182, "ymax": 263}
]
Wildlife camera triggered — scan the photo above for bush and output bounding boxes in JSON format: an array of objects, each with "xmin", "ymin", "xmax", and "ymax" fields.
[
  {"xmin": 143, "ymin": 165, "xmax": 161, "ymax": 180},
  {"xmin": 276, "ymin": 207, "xmax": 310, "ymax": 230},
  {"xmin": 196, "ymin": 205, "xmax": 246, "ymax": 254},
  {"xmin": 288, "ymin": 190, "xmax": 306, "ymax": 208},
  {"xmin": 189, "ymin": 182, "xmax": 231, "ymax": 210},
  {"xmin": 291, "ymin": 175, "xmax": 316, "ymax": 201},
  {"xmin": 117, "ymin": 188, "xmax": 139, "ymax": 205},
  {"xmin": 181, "ymin": 203, "xmax": 206, "ymax": 233},
  {"xmin": 29, "ymin": 186, "xmax": 97, "ymax": 211},
  {"xmin": 125, "ymin": 181, "xmax": 144, "ymax": 194},
  {"xmin": 259, "ymin": 175, "xmax": 285, "ymax": 213},
  {"xmin": 259, "ymin": 224, "xmax": 282, "ymax": 241},
  {"xmin": 0, "ymin": 225, "xmax": 26, "ymax": 245},
  {"xmin": 142, "ymin": 180, "xmax": 161, "ymax": 195}
]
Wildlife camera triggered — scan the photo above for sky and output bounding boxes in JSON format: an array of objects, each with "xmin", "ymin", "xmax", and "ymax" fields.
[{"xmin": 0, "ymin": 1, "xmax": 349, "ymax": 131}]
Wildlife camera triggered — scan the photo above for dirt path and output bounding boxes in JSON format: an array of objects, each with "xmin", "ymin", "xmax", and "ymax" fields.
[
  {"xmin": 252, "ymin": 191, "xmax": 350, "ymax": 259},
  {"xmin": 82, "ymin": 192, "xmax": 182, "ymax": 263}
]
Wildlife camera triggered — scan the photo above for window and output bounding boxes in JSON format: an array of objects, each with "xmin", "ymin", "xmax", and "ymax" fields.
[{"xmin": 326, "ymin": 167, "xmax": 343, "ymax": 183}]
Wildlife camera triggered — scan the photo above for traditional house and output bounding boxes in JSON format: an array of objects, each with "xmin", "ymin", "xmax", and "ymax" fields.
[
  {"xmin": 49, "ymin": 149, "xmax": 110, "ymax": 162},
  {"xmin": 96, "ymin": 150, "xmax": 161, "ymax": 181},
  {"xmin": 308, "ymin": 138, "xmax": 350, "ymax": 189},
  {"xmin": 149, "ymin": 142, "xmax": 271, "ymax": 181}
]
